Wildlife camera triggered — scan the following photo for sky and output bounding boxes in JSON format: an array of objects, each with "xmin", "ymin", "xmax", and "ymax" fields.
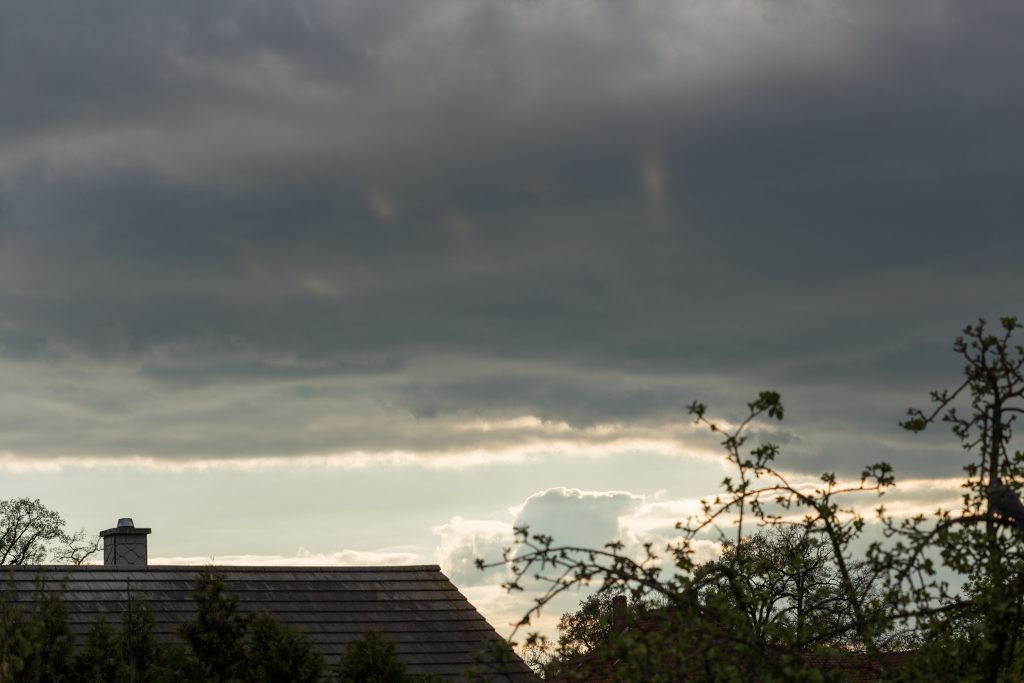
[{"xmin": 2, "ymin": 0, "xmax": 1023, "ymax": 637}]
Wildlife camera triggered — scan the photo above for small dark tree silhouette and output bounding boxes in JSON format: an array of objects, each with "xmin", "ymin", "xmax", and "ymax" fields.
[
  {"xmin": 175, "ymin": 567, "xmax": 325, "ymax": 683},
  {"xmin": 179, "ymin": 567, "xmax": 251, "ymax": 681},
  {"xmin": 336, "ymin": 631, "xmax": 408, "ymax": 683}
]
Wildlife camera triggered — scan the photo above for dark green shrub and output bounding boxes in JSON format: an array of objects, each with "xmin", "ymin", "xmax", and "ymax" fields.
[{"xmin": 337, "ymin": 631, "xmax": 409, "ymax": 683}]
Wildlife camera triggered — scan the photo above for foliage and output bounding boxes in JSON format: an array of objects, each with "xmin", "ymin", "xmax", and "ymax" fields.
[
  {"xmin": 0, "ymin": 568, "xmax": 328, "ymax": 683},
  {"xmin": 70, "ymin": 592, "xmax": 163, "ymax": 683},
  {"xmin": 486, "ymin": 317, "xmax": 1024, "ymax": 681},
  {"xmin": 0, "ymin": 498, "xmax": 99, "ymax": 566},
  {"xmin": 74, "ymin": 622, "xmax": 130, "ymax": 683},
  {"xmin": 123, "ymin": 592, "xmax": 160, "ymax": 681},
  {"xmin": 697, "ymin": 526, "xmax": 913, "ymax": 653},
  {"xmin": 51, "ymin": 528, "xmax": 103, "ymax": 567},
  {"xmin": 0, "ymin": 579, "xmax": 75, "ymax": 683},
  {"xmin": 333, "ymin": 630, "xmax": 450, "ymax": 683},
  {"xmin": 516, "ymin": 636, "xmax": 557, "ymax": 679},
  {"xmin": 28, "ymin": 584, "xmax": 75, "ymax": 682},
  {"xmin": 0, "ymin": 596, "xmax": 37, "ymax": 683},
  {"xmin": 525, "ymin": 593, "xmax": 662, "ymax": 679},
  {"xmin": 555, "ymin": 592, "xmax": 659, "ymax": 660},
  {"xmin": 488, "ymin": 389, "xmax": 893, "ymax": 680},
  {"xmin": 336, "ymin": 630, "xmax": 409, "ymax": 683},
  {"xmin": 173, "ymin": 567, "xmax": 325, "ymax": 682},
  {"xmin": 178, "ymin": 566, "xmax": 252, "ymax": 681},
  {"xmin": 544, "ymin": 544, "xmax": 890, "ymax": 682},
  {"xmin": 877, "ymin": 317, "xmax": 1024, "ymax": 681},
  {"xmin": 247, "ymin": 612, "xmax": 326, "ymax": 683}
]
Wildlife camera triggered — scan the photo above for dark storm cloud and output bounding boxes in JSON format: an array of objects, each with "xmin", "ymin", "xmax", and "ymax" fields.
[{"xmin": 1, "ymin": 0, "xmax": 1022, "ymax": 476}]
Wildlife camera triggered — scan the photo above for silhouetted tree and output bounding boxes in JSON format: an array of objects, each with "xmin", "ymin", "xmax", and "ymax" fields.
[
  {"xmin": 878, "ymin": 317, "xmax": 1024, "ymax": 680},
  {"xmin": 178, "ymin": 567, "xmax": 250, "ymax": 681},
  {"xmin": 51, "ymin": 528, "xmax": 102, "ymax": 567},
  {"xmin": 555, "ymin": 593, "xmax": 659, "ymax": 660},
  {"xmin": 247, "ymin": 612, "xmax": 325, "ymax": 683},
  {"xmin": 487, "ymin": 318, "xmax": 1024, "ymax": 681},
  {"xmin": 0, "ymin": 498, "xmax": 99, "ymax": 566},
  {"xmin": 16, "ymin": 581, "xmax": 74, "ymax": 683},
  {"xmin": 169, "ymin": 567, "xmax": 325, "ymax": 682},
  {"xmin": 336, "ymin": 631, "xmax": 409, "ymax": 683},
  {"xmin": 73, "ymin": 622, "xmax": 128, "ymax": 682},
  {"xmin": 697, "ymin": 526, "xmax": 911, "ymax": 653}
]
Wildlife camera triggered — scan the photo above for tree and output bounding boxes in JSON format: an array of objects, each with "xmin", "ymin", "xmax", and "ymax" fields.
[
  {"xmin": 486, "ymin": 319, "xmax": 1024, "ymax": 680},
  {"xmin": 555, "ymin": 593, "xmax": 660, "ymax": 660},
  {"xmin": 73, "ymin": 623, "xmax": 130, "ymax": 683},
  {"xmin": 877, "ymin": 317, "xmax": 1024, "ymax": 680},
  {"xmin": 516, "ymin": 636, "xmax": 556, "ymax": 679},
  {"xmin": 28, "ymin": 586, "xmax": 75, "ymax": 683},
  {"xmin": 178, "ymin": 567, "xmax": 250, "ymax": 681},
  {"xmin": 336, "ymin": 631, "xmax": 409, "ymax": 683},
  {"xmin": 246, "ymin": 613, "xmax": 324, "ymax": 683},
  {"xmin": 0, "ymin": 596, "xmax": 37, "ymax": 683},
  {"xmin": 488, "ymin": 388, "xmax": 893, "ymax": 681},
  {"xmin": 0, "ymin": 580, "xmax": 76, "ymax": 683},
  {"xmin": 521, "ymin": 593, "xmax": 663, "ymax": 680},
  {"xmin": 122, "ymin": 593, "xmax": 160, "ymax": 683},
  {"xmin": 696, "ymin": 526, "xmax": 909, "ymax": 653},
  {"xmin": 52, "ymin": 528, "xmax": 102, "ymax": 567},
  {"xmin": 174, "ymin": 567, "xmax": 325, "ymax": 683},
  {"xmin": 0, "ymin": 498, "xmax": 99, "ymax": 566},
  {"xmin": 537, "ymin": 530, "xmax": 897, "ymax": 681}
]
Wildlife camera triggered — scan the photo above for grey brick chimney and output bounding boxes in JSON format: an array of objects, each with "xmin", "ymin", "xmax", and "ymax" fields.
[
  {"xmin": 99, "ymin": 518, "xmax": 151, "ymax": 567},
  {"xmin": 611, "ymin": 595, "xmax": 627, "ymax": 635}
]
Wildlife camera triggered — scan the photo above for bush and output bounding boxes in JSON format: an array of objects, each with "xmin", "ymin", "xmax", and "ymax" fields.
[{"xmin": 337, "ymin": 631, "xmax": 409, "ymax": 683}]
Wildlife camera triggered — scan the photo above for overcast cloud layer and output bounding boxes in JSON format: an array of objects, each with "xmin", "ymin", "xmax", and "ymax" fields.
[{"xmin": 1, "ymin": 0, "xmax": 1022, "ymax": 484}]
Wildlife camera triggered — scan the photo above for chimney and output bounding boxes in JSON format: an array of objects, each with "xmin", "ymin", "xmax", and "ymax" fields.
[
  {"xmin": 611, "ymin": 595, "xmax": 627, "ymax": 635},
  {"xmin": 99, "ymin": 518, "xmax": 151, "ymax": 567}
]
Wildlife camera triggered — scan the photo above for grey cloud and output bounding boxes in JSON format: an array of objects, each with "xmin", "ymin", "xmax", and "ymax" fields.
[
  {"xmin": 0, "ymin": 1, "xmax": 1021, "ymax": 478},
  {"xmin": 140, "ymin": 356, "xmax": 403, "ymax": 388}
]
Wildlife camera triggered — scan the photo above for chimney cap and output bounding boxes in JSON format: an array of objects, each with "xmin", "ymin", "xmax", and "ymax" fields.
[{"xmin": 100, "ymin": 519, "xmax": 151, "ymax": 538}]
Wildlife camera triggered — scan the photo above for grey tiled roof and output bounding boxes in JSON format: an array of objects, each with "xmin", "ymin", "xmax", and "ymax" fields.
[{"xmin": 0, "ymin": 564, "xmax": 534, "ymax": 681}]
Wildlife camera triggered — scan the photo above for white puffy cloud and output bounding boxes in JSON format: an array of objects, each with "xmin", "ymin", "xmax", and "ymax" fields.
[
  {"xmin": 512, "ymin": 486, "xmax": 645, "ymax": 549},
  {"xmin": 432, "ymin": 517, "xmax": 513, "ymax": 586}
]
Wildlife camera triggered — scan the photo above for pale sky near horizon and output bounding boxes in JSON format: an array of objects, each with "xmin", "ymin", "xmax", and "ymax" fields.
[{"xmin": 1, "ymin": 0, "xmax": 1022, "ymax": 638}]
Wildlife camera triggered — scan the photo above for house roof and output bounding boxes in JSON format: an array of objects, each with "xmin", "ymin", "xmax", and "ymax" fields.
[{"xmin": 0, "ymin": 564, "xmax": 534, "ymax": 682}]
